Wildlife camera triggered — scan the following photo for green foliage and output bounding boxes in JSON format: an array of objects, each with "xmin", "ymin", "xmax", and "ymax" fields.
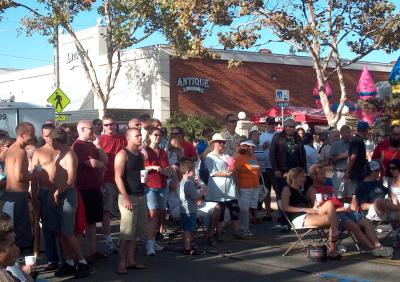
[{"xmin": 164, "ymin": 112, "xmax": 222, "ymax": 142}]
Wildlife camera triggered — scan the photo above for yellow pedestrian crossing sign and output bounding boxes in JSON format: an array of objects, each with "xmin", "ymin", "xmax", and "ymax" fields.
[{"xmin": 47, "ymin": 88, "xmax": 70, "ymax": 113}]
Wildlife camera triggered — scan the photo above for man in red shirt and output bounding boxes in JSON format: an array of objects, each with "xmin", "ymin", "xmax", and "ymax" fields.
[
  {"xmin": 72, "ymin": 120, "xmax": 107, "ymax": 261},
  {"xmin": 171, "ymin": 127, "xmax": 197, "ymax": 162},
  {"xmin": 372, "ymin": 125, "xmax": 400, "ymax": 186},
  {"xmin": 98, "ymin": 113, "xmax": 127, "ymax": 253}
]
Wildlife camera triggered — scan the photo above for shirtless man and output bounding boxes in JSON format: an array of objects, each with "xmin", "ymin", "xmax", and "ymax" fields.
[
  {"xmin": 49, "ymin": 128, "xmax": 90, "ymax": 279},
  {"xmin": 5, "ymin": 122, "xmax": 35, "ymax": 250},
  {"xmin": 31, "ymin": 123, "xmax": 60, "ymax": 270}
]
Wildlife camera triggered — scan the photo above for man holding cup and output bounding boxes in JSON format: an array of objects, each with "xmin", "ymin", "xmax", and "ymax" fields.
[{"xmin": 114, "ymin": 128, "xmax": 147, "ymax": 274}]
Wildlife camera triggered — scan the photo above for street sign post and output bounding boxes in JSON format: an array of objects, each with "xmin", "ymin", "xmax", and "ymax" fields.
[
  {"xmin": 275, "ymin": 90, "xmax": 290, "ymax": 127},
  {"xmin": 47, "ymin": 88, "xmax": 70, "ymax": 113}
]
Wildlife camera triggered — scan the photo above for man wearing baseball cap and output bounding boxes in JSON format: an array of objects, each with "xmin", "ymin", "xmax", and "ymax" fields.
[
  {"xmin": 259, "ymin": 116, "xmax": 277, "ymax": 220},
  {"xmin": 356, "ymin": 160, "xmax": 400, "ymax": 224},
  {"xmin": 344, "ymin": 121, "xmax": 369, "ymax": 210}
]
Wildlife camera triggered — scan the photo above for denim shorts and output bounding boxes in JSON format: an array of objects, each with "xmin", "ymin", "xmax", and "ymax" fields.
[
  {"xmin": 145, "ymin": 187, "xmax": 167, "ymax": 210},
  {"xmin": 180, "ymin": 213, "xmax": 197, "ymax": 232},
  {"xmin": 337, "ymin": 211, "xmax": 365, "ymax": 229}
]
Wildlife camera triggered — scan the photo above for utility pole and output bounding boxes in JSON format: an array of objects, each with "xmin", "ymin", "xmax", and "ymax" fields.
[{"xmin": 54, "ymin": 25, "xmax": 60, "ymax": 88}]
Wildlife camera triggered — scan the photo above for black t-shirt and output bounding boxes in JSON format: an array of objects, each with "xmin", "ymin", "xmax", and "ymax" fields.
[
  {"xmin": 122, "ymin": 149, "xmax": 145, "ymax": 196},
  {"xmin": 355, "ymin": 180, "xmax": 389, "ymax": 205},
  {"xmin": 348, "ymin": 134, "xmax": 367, "ymax": 181},
  {"xmin": 286, "ymin": 136, "xmax": 301, "ymax": 169},
  {"xmin": 287, "ymin": 186, "xmax": 309, "ymax": 220}
]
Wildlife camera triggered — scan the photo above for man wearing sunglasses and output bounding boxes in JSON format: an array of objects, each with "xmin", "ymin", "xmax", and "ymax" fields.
[
  {"xmin": 270, "ymin": 118, "xmax": 306, "ymax": 232},
  {"xmin": 98, "ymin": 113, "xmax": 127, "ymax": 254}
]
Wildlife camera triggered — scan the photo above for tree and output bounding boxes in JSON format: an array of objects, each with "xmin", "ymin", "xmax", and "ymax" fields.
[
  {"xmin": 0, "ymin": 0, "xmax": 235, "ymax": 118},
  {"xmin": 165, "ymin": 112, "xmax": 221, "ymax": 141},
  {"xmin": 1, "ymin": 0, "xmax": 165, "ymax": 118},
  {"xmin": 217, "ymin": 0, "xmax": 400, "ymax": 126}
]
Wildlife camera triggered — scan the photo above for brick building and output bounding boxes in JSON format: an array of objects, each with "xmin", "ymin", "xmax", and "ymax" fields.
[{"xmin": 170, "ymin": 55, "xmax": 390, "ymax": 121}]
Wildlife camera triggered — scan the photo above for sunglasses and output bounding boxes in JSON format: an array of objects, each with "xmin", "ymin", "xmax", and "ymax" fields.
[
  {"xmin": 227, "ymin": 120, "xmax": 237, "ymax": 123},
  {"xmin": 216, "ymin": 141, "xmax": 226, "ymax": 144},
  {"xmin": 152, "ymin": 134, "xmax": 161, "ymax": 137},
  {"xmin": 103, "ymin": 123, "xmax": 114, "ymax": 127},
  {"xmin": 172, "ymin": 132, "xmax": 182, "ymax": 135},
  {"xmin": 389, "ymin": 167, "xmax": 398, "ymax": 170}
]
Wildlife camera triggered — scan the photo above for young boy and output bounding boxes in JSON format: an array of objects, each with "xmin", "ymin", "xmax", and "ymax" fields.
[{"xmin": 179, "ymin": 160, "xmax": 207, "ymax": 255}]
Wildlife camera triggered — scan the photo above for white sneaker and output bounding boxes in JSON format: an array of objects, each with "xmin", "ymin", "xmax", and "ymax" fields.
[
  {"xmin": 105, "ymin": 240, "xmax": 118, "ymax": 254},
  {"xmin": 154, "ymin": 241, "xmax": 164, "ymax": 251},
  {"xmin": 146, "ymin": 240, "xmax": 156, "ymax": 256}
]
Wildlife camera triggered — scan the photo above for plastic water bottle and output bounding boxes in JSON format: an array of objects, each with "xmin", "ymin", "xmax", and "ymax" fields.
[{"xmin": 338, "ymin": 182, "xmax": 345, "ymax": 199}]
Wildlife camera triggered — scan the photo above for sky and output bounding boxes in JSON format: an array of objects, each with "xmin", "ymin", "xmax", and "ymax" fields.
[{"xmin": 0, "ymin": 2, "xmax": 399, "ymax": 70}]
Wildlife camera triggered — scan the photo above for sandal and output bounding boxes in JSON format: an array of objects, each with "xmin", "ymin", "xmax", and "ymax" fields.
[
  {"xmin": 127, "ymin": 263, "xmax": 147, "ymax": 270},
  {"xmin": 86, "ymin": 251, "xmax": 108, "ymax": 263},
  {"xmin": 327, "ymin": 253, "xmax": 344, "ymax": 260}
]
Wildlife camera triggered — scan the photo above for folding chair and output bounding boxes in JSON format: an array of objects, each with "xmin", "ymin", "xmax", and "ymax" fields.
[{"xmin": 278, "ymin": 201, "xmax": 329, "ymax": 256}]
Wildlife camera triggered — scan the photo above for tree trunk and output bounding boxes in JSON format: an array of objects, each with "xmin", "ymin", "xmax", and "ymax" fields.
[
  {"xmin": 98, "ymin": 99, "xmax": 107, "ymax": 119},
  {"xmin": 331, "ymin": 64, "xmax": 348, "ymax": 127},
  {"xmin": 313, "ymin": 61, "xmax": 335, "ymax": 126}
]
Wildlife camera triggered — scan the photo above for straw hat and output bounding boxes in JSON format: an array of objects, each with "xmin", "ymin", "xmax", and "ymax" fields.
[{"xmin": 210, "ymin": 133, "xmax": 227, "ymax": 143}]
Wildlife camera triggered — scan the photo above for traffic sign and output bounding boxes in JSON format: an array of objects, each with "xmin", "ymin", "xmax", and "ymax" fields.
[
  {"xmin": 276, "ymin": 89, "xmax": 289, "ymax": 108},
  {"xmin": 55, "ymin": 115, "xmax": 68, "ymax": 121},
  {"xmin": 276, "ymin": 101, "xmax": 289, "ymax": 108},
  {"xmin": 275, "ymin": 89, "xmax": 289, "ymax": 102},
  {"xmin": 47, "ymin": 88, "xmax": 70, "ymax": 113}
]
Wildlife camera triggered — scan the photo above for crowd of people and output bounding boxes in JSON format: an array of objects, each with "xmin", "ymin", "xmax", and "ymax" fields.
[{"xmin": 0, "ymin": 112, "xmax": 399, "ymax": 280}]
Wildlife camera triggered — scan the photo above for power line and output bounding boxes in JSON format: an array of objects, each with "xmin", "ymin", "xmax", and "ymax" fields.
[{"xmin": 0, "ymin": 53, "xmax": 52, "ymax": 63}]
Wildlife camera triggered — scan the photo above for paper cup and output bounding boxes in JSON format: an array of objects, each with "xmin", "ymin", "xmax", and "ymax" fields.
[
  {"xmin": 344, "ymin": 203, "xmax": 350, "ymax": 209},
  {"xmin": 25, "ymin": 255, "xmax": 36, "ymax": 266},
  {"xmin": 140, "ymin": 170, "xmax": 148, "ymax": 184},
  {"xmin": 315, "ymin": 193, "xmax": 323, "ymax": 203}
]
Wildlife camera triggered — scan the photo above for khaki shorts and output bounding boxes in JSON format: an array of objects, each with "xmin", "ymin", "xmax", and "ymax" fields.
[
  {"xmin": 102, "ymin": 182, "xmax": 119, "ymax": 214},
  {"xmin": 366, "ymin": 200, "xmax": 400, "ymax": 221},
  {"xmin": 118, "ymin": 194, "xmax": 148, "ymax": 240}
]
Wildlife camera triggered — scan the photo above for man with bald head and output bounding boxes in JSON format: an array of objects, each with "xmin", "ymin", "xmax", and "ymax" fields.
[
  {"xmin": 114, "ymin": 127, "xmax": 147, "ymax": 273},
  {"xmin": 5, "ymin": 122, "xmax": 36, "ymax": 250},
  {"xmin": 72, "ymin": 120, "xmax": 106, "ymax": 261}
]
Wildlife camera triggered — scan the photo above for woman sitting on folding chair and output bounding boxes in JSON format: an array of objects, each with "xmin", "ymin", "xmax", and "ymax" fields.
[
  {"xmin": 307, "ymin": 164, "xmax": 393, "ymax": 258},
  {"xmin": 281, "ymin": 167, "xmax": 342, "ymax": 259}
]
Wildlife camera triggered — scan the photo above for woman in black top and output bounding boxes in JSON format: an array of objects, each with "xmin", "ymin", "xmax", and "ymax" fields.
[{"xmin": 281, "ymin": 167, "xmax": 341, "ymax": 258}]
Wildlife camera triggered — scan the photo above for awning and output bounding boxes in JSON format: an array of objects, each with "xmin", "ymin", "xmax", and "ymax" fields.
[{"xmin": 252, "ymin": 106, "xmax": 328, "ymax": 125}]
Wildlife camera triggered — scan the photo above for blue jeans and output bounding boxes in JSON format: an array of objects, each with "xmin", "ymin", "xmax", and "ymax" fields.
[
  {"xmin": 146, "ymin": 188, "xmax": 167, "ymax": 210},
  {"xmin": 38, "ymin": 189, "xmax": 60, "ymax": 264}
]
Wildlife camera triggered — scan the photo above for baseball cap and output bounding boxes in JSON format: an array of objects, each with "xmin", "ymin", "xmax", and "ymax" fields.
[
  {"xmin": 266, "ymin": 116, "xmax": 276, "ymax": 125},
  {"xmin": 283, "ymin": 118, "xmax": 296, "ymax": 127},
  {"xmin": 240, "ymin": 140, "xmax": 256, "ymax": 147},
  {"xmin": 357, "ymin": 121, "xmax": 370, "ymax": 131}
]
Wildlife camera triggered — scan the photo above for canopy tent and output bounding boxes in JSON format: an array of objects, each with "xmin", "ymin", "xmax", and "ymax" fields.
[{"xmin": 252, "ymin": 106, "xmax": 328, "ymax": 125}]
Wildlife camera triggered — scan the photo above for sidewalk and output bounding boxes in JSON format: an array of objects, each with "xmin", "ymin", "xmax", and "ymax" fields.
[{"xmin": 37, "ymin": 216, "xmax": 400, "ymax": 282}]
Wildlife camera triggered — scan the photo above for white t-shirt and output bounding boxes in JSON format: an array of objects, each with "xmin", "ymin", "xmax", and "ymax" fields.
[{"xmin": 259, "ymin": 131, "xmax": 276, "ymax": 169}]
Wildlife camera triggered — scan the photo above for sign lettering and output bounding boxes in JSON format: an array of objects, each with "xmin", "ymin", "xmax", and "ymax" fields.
[{"xmin": 177, "ymin": 77, "xmax": 209, "ymax": 93}]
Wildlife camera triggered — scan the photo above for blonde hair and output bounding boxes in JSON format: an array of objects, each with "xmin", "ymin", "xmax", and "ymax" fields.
[
  {"xmin": 286, "ymin": 167, "xmax": 305, "ymax": 187},
  {"xmin": 309, "ymin": 164, "xmax": 324, "ymax": 179}
]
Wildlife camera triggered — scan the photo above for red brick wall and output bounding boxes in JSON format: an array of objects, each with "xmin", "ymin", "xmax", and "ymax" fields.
[{"xmin": 170, "ymin": 58, "xmax": 389, "ymax": 120}]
